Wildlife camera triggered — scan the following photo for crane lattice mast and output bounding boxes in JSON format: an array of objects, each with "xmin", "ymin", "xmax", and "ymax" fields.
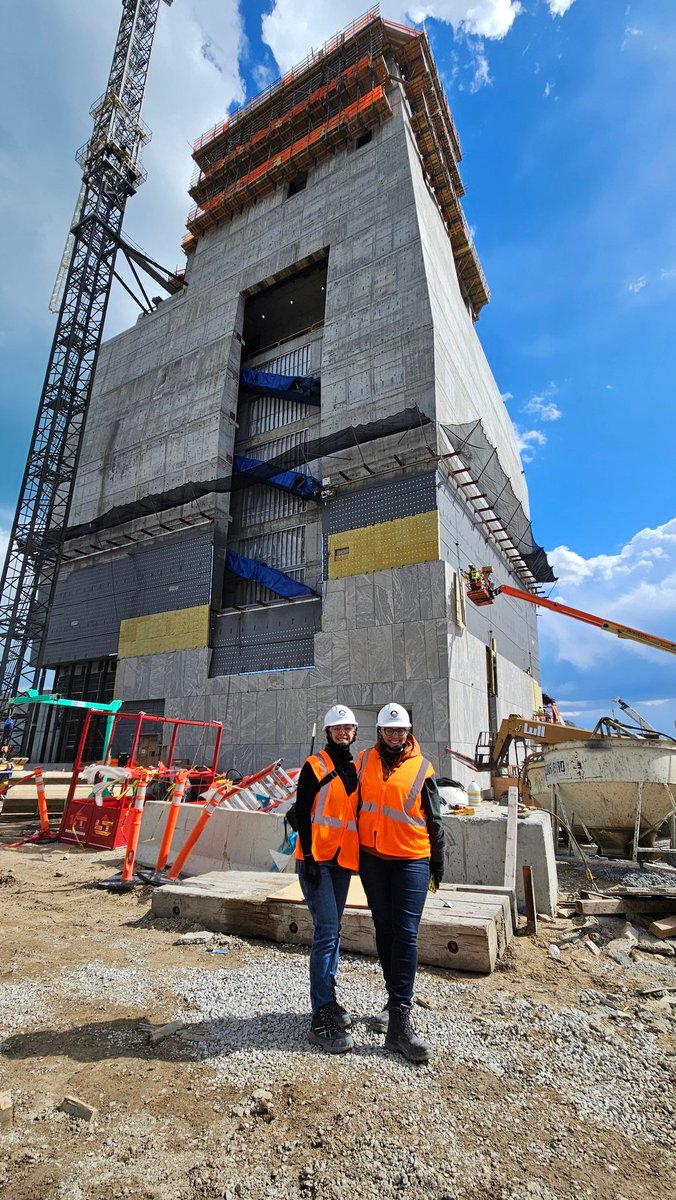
[{"xmin": 0, "ymin": 0, "xmax": 172, "ymax": 750}]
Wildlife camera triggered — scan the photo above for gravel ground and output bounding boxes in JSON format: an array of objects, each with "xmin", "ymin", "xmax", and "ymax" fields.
[{"xmin": 0, "ymin": 838, "xmax": 674, "ymax": 1200}]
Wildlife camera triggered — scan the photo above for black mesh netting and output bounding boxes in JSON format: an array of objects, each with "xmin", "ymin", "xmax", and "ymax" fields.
[
  {"xmin": 54, "ymin": 406, "xmax": 432, "ymax": 542},
  {"xmin": 441, "ymin": 419, "xmax": 556, "ymax": 583}
]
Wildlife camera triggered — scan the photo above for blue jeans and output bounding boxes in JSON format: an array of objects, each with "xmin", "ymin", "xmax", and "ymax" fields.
[
  {"xmin": 299, "ymin": 859, "xmax": 352, "ymax": 1013},
  {"xmin": 359, "ymin": 852, "xmax": 430, "ymax": 1008}
]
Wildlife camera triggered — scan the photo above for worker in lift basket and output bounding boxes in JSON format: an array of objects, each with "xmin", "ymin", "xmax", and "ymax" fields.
[
  {"xmin": 356, "ymin": 703, "xmax": 445, "ymax": 1064},
  {"xmin": 294, "ymin": 705, "xmax": 360, "ymax": 1054}
]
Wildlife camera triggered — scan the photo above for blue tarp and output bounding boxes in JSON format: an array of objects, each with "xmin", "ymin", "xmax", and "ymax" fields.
[
  {"xmin": 239, "ymin": 369, "xmax": 321, "ymax": 405},
  {"xmin": 225, "ymin": 551, "xmax": 317, "ymax": 599},
  {"xmin": 233, "ymin": 455, "xmax": 321, "ymax": 500}
]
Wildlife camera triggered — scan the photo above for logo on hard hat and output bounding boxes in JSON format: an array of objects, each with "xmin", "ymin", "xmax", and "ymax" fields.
[
  {"xmin": 390, "ymin": 708, "xmax": 399, "ymax": 718},
  {"xmin": 337, "ymin": 707, "xmax": 346, "ymax": 717}
]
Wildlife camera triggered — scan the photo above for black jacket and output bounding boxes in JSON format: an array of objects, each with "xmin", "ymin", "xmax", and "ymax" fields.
[{"xmin": 295, "ymin": 742, "xmax": 358, "ymax": 859}]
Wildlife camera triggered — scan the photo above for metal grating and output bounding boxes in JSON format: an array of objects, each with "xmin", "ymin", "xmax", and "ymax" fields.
[
  {"xmin": 43, "ymin": 529, "xmax": 213, "ymax": 664},
  {"xmin": 323, "ymin": 472, "xmax": 438, "ymax": 535},
  {"xmin": 211, "ymin": 598, "xmax": 320, "ymax": 676},
  {"xmin": 225, "ymin": 526, "xmax": 306, "ymax": 606},
  {"xmin": 231, "ymin": 484, "xmax": 306, "ymax": 528}
]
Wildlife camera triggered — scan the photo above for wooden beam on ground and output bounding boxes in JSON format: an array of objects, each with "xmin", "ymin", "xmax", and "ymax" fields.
[
  {"xmin": 503, "ymin": 788, "xmax": 519, "ymax": 892},
  {"xmin": 151, "ymin": 871, "xmax": 510, "ymax": 974},
  {"xmin": 648, "ymin": 913, "xmax": 676, "ymax": 939},
  {"xmin": 575, "ymin": 896, "xmax": 676, "ymax": 916},
  {"xmin": 522, "ymin": 864, "xmax": 538, "ymax": 936}
]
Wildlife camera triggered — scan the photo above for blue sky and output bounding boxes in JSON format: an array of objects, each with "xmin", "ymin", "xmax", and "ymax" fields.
[{"xmin": 0, "ymin": 0, "xmax": 674, "ymax": 733}]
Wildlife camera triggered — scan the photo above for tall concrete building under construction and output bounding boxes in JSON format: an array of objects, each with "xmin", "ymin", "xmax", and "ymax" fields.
[{"xmin": 38, "ymin": 13, "xmax": 553, "ymax": 771}]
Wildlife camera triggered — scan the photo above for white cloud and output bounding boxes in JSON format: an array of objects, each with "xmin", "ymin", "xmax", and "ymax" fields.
[
  {"xmin": 538, "ymin": 520, "xmax": 676, "ymax": 731},
  {"xmin": 469, "ymin": 47, "xmax": 492, "ymax": 92},
  {"xmin": 627, "ymin": 275, "xmax": 647, "ymax": 293},
  {"xmin": 0, "ymin": 526, "xmax": 9, "ymax": 576},
  {"xmin": 515, "ymin": 427, "xmax": 546, "ymax": 462},
  {"xmin": 542, "ymin": 520, "xmax": 676, "ymax": 663},
  {"xmin": 661, "ymin": 266, "xmax": 676, "ymax": 281},
  {"xmin": 523, "ymin": 383, "xmax": 562, "ymax": 421},
  {"xmin": 546, "ymin": 0, "xmax": 576, "ymax": 15},
  {"xmin": 543, "ymin": 81, "xmax": 552, "ymax": 97},
  {"xmin": 262, "ymin": 2, "xmax": 523, "ymax": 76},
  {"xmin": 0, "ymin": 0, "xmax": 246, "ymax": 345}
]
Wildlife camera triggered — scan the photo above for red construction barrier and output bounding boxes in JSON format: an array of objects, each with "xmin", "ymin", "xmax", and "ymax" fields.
[{"xmin": 59, "ymin": 793, "xmax": 132, "ymax": 849}]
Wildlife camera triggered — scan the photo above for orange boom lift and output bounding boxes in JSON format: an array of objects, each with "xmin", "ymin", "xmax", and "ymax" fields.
[{"xmin": 463, "ymin": 569, "xmax": 676, "ymax": 657}]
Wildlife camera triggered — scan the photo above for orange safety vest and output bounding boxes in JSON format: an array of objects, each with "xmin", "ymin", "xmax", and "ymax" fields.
[
  {"xmin": 295, "ymin": 749, "xmax": 359, "ymax": 871},
  {"xmin": 357, "ymin": 739, "xmax": 434, "ymax": 859}
]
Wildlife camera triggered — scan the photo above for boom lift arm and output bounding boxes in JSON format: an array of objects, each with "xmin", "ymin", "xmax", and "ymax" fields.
[{"xmin": 463, "ymin": 569, "xmax": 676, "ymax": 656}]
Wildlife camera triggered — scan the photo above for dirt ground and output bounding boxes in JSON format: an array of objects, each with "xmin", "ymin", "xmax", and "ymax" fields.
[{"xmin": 0, "ymin": 824, "xmax": 674, "ymax": 1200}]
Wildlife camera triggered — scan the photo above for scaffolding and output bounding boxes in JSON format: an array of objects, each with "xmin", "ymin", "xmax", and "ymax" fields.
[{"xmin": 180, "ymin": 12, "xmax": 489, "ymax": 316}]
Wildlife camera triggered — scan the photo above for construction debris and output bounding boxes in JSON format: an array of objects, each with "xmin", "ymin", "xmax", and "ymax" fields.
[
  {"xmin": 58, "ymin": 1096, "xmax": 98, "ymax": 1123},
  {"xmin": 0, "ymin": 1093, "xmax": 13, "ymax": 1131}
]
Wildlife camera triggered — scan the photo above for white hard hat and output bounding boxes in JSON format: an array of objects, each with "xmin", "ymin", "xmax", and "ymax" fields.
[
  {"xmin": 377, "ymin": 703, "xmax": 411, "ymax": 728},
  {"xmin": 324, "ymin": 704, "xmax": 357, "ymax": 727}
]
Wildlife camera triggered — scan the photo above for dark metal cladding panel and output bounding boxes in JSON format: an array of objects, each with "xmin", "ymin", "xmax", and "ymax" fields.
[
  {"xmin": 43, "ymin": 530, "xmax": 214, "ymax": 664},
  {"xmin": 322, "ymin": 472, "xmax": 437, "ymax": 535},
  {"xmin": 210, "ymin": 599, "xmax": 320, "ymax": 676}
]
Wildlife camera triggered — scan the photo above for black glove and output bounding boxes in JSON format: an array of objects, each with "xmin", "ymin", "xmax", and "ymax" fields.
[
  {"xmin": 302, "ymin": 856, "xmax": 321, "ymax": 888},
  {"xmin": 429, "ymin": 859, "xmax": 444, "ymax": 892}
]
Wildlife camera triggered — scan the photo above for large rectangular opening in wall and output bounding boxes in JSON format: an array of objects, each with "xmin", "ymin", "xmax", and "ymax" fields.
[{"xmin": 242, "ymin": 255, "xmax": 328, "ymax": 360}]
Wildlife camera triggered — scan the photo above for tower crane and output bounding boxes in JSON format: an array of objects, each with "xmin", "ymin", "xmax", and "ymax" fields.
[{"xmin": 0, "ymin": 0, "xmax": 175, "ymax": 752}]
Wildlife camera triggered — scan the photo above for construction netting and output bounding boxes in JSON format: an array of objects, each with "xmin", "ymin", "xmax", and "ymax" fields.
[
  {"xmin": 441, "ymin": 420, "xmax": 556, "ymax": 583},
  {"xmin": 55, "ymin": 406, "xmax": 432, "ymax": 542}
]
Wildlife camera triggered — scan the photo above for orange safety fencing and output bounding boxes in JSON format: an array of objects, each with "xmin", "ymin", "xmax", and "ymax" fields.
[{"xmin": 165, "ymin": 761, "xmax": 291, "ymax": 882}]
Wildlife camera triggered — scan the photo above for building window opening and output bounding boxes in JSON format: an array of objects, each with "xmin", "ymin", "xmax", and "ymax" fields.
[
  {"xmin": 242, "ymin": 257, "xmax": 328, "ymax": 359},
  {"xmin": 355, "ymin": 130, "xmax": 372, "ymax": 149},
  {"xmin": 287, "ymin": 173, "xmax": 307, "ymax": 198}
]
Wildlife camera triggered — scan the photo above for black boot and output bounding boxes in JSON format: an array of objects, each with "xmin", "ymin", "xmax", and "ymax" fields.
[
  {"xmin": 308, "ymin": 1004, "xmax": 354, "ymax": 1054},
  {"xmin": 331, "ymin": 985, "xmax": 352, "ymax": 1030},
  {"xmin": 385, "ymin": 1005, "xmax": 430, "ymax": 1063}
]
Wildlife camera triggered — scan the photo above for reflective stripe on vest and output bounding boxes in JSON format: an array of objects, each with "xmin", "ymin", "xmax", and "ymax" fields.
[
  {"xmin": 357, "ymin": 743, "xmax": 433, "ymax": 857},
  {"xmin": 358, "ymin": 751, "xmax": 429, "ymax": 828},
  {"xmin": 313, "ymin": 750, "xmax": 357, "ymax": 832}
]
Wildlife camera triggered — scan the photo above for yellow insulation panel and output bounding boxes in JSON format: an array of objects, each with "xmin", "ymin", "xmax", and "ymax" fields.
[
  {"xmin": 117, "ymin": 604, "xmax": 210, "ymax": 659},
  {"xmin": 328, "ymin": 510, "xmax": 440, "ymax": 579}
]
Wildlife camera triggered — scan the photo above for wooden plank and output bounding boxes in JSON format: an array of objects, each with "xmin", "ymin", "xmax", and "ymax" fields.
[
  {"xmin": 522, "ymin": 864, "xmax": 538, "ymax": 936},
  {"xmin": 269, "ymin": 877, "xmax": 368, "ymax": 907},
  {"xmin": 590, "ymin": 886, "xmax": 676, "ymax": 899},
  {"xmin": 575, "ymin": 896, "xmax": 676, "ymax": 916},
  {"xmin": 503, "ymin": 788, "xmax": 518, "ymax": 891},
  {"xmin": 648, "ymin": 914, "xmax": 676, "ymax": 939},
  {"xmin": 445, "ymin": 883, "xmax": 518, "ymax": 930}
]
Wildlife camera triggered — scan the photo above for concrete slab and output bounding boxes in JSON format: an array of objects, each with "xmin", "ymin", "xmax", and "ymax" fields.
[
  {"xmin": 442, "ymin": 803, "xmax": 558, "ymax": 917},
  {"xmin": 136, "ymin": 802, "xmax": 293, "ymax": 876},
  {"xmin": 151, "ymin": 870, "xmax": 511, "ymax": 974}
]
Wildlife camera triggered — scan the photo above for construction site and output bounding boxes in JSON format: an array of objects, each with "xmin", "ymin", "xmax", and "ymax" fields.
[{"xmin": 0, "ymin": 5, "xmax": 674, "ymax": 1200}]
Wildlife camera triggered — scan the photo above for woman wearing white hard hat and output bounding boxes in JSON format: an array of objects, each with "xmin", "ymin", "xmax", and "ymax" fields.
[
  {"xmin": 356, "ymin": 702, "xmax": 445, "ymax": 1063},
  {"xmin": 295, "ymin": 704, "xmax": 359, "ymax": 1053}
]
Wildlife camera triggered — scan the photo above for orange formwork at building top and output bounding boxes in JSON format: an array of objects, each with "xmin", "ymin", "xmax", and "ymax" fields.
[{"xmin": 181, "ymin": 10, "xmax": 489, "ymax": 318}]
